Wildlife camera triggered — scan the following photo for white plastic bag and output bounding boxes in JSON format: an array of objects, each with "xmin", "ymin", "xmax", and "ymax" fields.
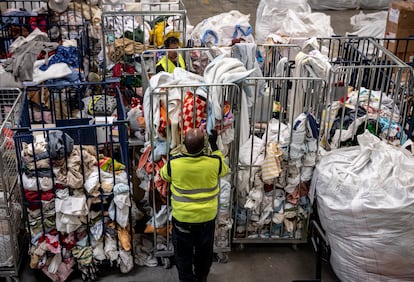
[
  {"xmin": 277, "ymin": 10, "xmax": 334, "ymax": 39},
  {"xmin": 255, "ymin": 0, "xmax": 333, "ymax": 43},
  {"xmin": 311, "ymin": 130, "xmax": 414, "ymax": 281},
  {"xmin": 255, "ymin": 0, "xmax": 310, "ymax": 43},
  {"xmin": 190, "ymin": 10, "xmax": 254, "ymax": 47},
  {"xmin": 347, "ymin": 11, "xmax": 388, "ymax": 38}
]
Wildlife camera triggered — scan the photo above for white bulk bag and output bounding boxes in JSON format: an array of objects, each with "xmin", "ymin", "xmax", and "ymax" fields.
[
  {"xmin": 359, "ymin": 0, "xmax": 392, "ymax": 10},
  {"xmin": 277, "ymin": 9, "xmax": 333, "ymax": 38},
  {"xmin": 311, "ymin": 130, "xmax": 414, "ymax": 282},
  {"xmin": 347, "ymin": 11, "xmax": 388, "ymax": 38},
  {"xmin": 190, "ymin": 10, "xmax": 254, "ymax": 47},
  {"xmin": 255, "ymin": 0, "xmax": 310, "ymax": 43},
  {"xmin": 308, "ymin": 0, "xmax": 391, "ymax": 10},
  {"xmin": 308, "ymin": 0, "xmax": 358, "ymax": 10}
]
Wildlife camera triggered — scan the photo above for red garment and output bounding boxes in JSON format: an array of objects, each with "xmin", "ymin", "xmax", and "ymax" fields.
[
  {"xmin": 158, "ymin": 101, "xmax": 170, "ymax": 137},
  {"xmin": 54, "ymin": 183, "xmax": 66, "ymax": 190},
  {"xmin": 112, "ymin": 63, "xmax": 135, "ymax": 77},
  {"xmin": 60, "ymin": 233, "xmax": 76, "ymax": 251},
  {"xmin": 180, "ymin": 92, "xmax": 207, "ymax": 135},
  {"xmin": 131, "ymin": 97, "xmax": 140, "ymax": 109},
  {"xmin": 124, "ymin": 64, "xmax": 135, "ymax": 74},
  {"xmin": 37, "ymin": 50, "xmax": 56, "ymax": 60},
  {"xmin": 38, "ymin": 229, "xmax": 59, "ymax": 243},
  {"xmin": 2, "ymin": 127, "xmax": 13, "ymax": 150},
  {"xmin": 25, "ymin": 189, "xmax": 54, "ymax": 210},
  {"xmin": 287, "ymin": 182, "xmax": 310, "ymax": 205},
  {"xmin": 138, "ymin": 145, "xmax": 151, "ymax": 170},
  {"xmin": 24, "ymin": 190, "xmax": 55, "ymax": 202},
  {"xmin": 45, "ymin": 234, "xmax": 60, "ymax": 253},
  {"xmin": 29, "ymin": 16, "xmax": 48, "ymax": 32},
  {"xmin": 144, "ymin": 157, "xmax": 168, "ymax": 198}
]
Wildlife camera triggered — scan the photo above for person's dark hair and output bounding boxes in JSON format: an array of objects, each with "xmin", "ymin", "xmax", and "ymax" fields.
[
  {"xmin": 164, "ymin": 36, "xmax": 180, "ymax": 48},
  {"xmin": 184, "ymin": 128, "xmax": 205, "ymax": 154}
]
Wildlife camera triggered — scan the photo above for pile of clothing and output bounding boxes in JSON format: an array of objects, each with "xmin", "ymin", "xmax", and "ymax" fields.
[
  {"xmin": 321, "ymin": 87, "xmax": 407, "ymax": 149},
  {"xmin": 134, "ymin": 55, "xmax": 254, "ymax": 254},
  {"xmin": 0, "ymin": 28, "xmax": 81, "ymax": 88},
  {"xmin": 21, "ymin": 130, "xmax": 135, "ymax": 281},
  {"xmin": 235, "ymin": 112, "xmax": 318, "ymax": 239}
]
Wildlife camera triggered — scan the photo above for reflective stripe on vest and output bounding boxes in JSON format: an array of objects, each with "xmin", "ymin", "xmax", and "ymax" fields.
[
  {"xmin": 174, "ymin": 184, "xmax": 218, "ymax": 195},
  {"xmin": 171, "ymin": 189, "xmax": 219, "ymax": 203}
]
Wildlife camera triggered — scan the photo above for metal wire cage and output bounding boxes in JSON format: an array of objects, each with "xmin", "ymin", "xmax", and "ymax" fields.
[
  {"xmin": 100, "ymin": 1, "xmax": 187, "ymax": 95},
  {"xmin": 136, "ymin": 79, "xmax": 240, "ymax": 266},
  {"xmin": 227, "ymin": 43, "xmax": 325, "ymax": 245},
  {"xmin": 12, "ymin": 81, "xmax": 133, "ymax": 278},
  {"xmin": 0, "ymin": 88, "xmax": 26, "ymax": 281},
  {"xmin": 316, "ymin": 36, "xmax": 413, "ymax": 149}
]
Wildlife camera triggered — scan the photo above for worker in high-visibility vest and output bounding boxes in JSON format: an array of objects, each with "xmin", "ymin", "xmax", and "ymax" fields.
[
  {"xmin": 156, "ymin": 36, "xmax": 185, "ymax": 73},
  {"xmin": 160, "ymin": 128, "xmax": 228, "ymax": 282}
]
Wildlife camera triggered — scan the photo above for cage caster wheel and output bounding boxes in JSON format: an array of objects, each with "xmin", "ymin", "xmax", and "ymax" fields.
[
  {"xmin": 291, "ymin": 244, "xmax": 298, "ymax": 251},
  {"xmin": 161, "ymin": 257, "xmax": 171, "ymax": 269},
  {"xmin": 215, "ymin": 252, "xmax": 228, "ymax": 264}
]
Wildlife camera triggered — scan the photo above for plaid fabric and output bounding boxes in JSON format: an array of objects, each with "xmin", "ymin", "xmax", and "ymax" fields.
[{"xmin": 181, "ymin": 91, "xmax": 207, "ymax": 134}]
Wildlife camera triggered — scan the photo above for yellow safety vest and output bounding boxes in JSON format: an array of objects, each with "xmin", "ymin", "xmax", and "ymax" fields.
[
  {"xmin": 160, "ymin": 150, "xmax": 228, "ymax": 223},
  {"xmin": 156, "ymin": 54, "xmax": 186, "ymax": 73}
]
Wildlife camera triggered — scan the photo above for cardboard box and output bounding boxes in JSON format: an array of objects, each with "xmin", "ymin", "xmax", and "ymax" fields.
[
  {"xmin": 395, "ymin": 51, "xmax": 414, "ymax": 63},
  {"xmin": 384, "ymin": 1, "xmax": 414, "ymax": 53}
]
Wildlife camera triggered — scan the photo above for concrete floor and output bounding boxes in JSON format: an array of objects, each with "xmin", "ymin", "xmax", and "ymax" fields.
[
  {"xmin": 18, "ymin": 243, "xmax": 338, "ymax": 282},
  {"xmin": 10, "ymin": 2, "xmax": 385, "ymax": 282}
]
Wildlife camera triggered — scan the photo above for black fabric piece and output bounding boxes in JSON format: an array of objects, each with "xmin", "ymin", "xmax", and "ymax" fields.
[
  {"xmin": 172, "ymin": 217, "xmax": 215, "ymax": 282},
  {"xmin": 329, "ymin": 105, "xmax": 367, "ymax": 142}
]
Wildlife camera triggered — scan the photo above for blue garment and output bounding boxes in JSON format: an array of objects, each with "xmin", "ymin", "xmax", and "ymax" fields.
[
  {"xmin": 40, "ymin": 45, "xmax": 79, "ymax": 71},
  {"xmin": 153, "ymin": 139, "xmax": 167, "ymax": 162},
  {"xmin": 206, "ymin": 102, "xmax": 215, "ymax": 135},
  {"xmin": 378, "ymin": 116, "xmax": 407, "ymax": 145},
  {"xmin": 1, "ymin": 10, "xmax": 33, "ymax": 27},
  {"xmin": 307, "ymin": 113, "xmax": 320, "ymax": 139}
]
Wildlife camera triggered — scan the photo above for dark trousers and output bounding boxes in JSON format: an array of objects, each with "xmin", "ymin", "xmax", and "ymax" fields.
[{"xmin": 172, "ymin": 217, "xmax": 215, "ymax": 282}]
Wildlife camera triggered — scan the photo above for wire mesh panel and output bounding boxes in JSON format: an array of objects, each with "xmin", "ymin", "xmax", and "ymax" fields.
[
  {"xmin": 0, "ymin": 1, "xmax": 47, "ymax": 59},
  {"xmin": 100, "ymin": 1, "xmax": 187, "ymax": 96},
  {"xmin": 135, "ymin": 82, "xmax": 240, "ymax": 265},
  {"xmin": 141, "ymin": 47, "xmax": 216, "ymax": 90},
  {"xmin": 0, "ymin": 0, "xmax": 91, "ymax": 56},
  {"xmin": 13, "ymin": 81, "xmax": 134, "ymax": 280},
  {"xmin": 256, "ymin": 43, "xmax": 302, "ymax": 77},
  {"xmin": 379, "ymin": 37, "xmax": 414, "ymax": 66},
  {"xmin": 0, "ymin": 0, "xmax": 96, "ymax": 85},
  {"xmin": 228, "ymin": 43, "xmax": 326, "ymax": 244},
  {"xmin": 0, "ymin": 88, "xmax": 26, "ymax": 280},
  {"xmin": 101, "ymin": 0, "xmax": 186, "ymax": 49},
  {"xmin": 232, "ymin": 75, "xmax": 324, "ymax": 244},
  {"xmin": 317, "ymin": 37, "xmax": 413, "ymax": 149}
]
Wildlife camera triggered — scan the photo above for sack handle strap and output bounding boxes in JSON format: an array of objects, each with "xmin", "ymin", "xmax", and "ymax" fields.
[{"xmin": 233, "ymin": 24, "xmax": 252, "ymax": 38}]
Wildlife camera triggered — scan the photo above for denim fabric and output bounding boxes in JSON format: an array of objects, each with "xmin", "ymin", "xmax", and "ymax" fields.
[
  {"xmin": 172, "ymin": 217, "xmax": 215, "ymax": 282},
  {"xmin": 1, "ymin": 10, "xmax": 32, "ymax": 26},
  {"xmin": 40, "ymin": 45, "xmax": 79, "ymax": 71}
]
